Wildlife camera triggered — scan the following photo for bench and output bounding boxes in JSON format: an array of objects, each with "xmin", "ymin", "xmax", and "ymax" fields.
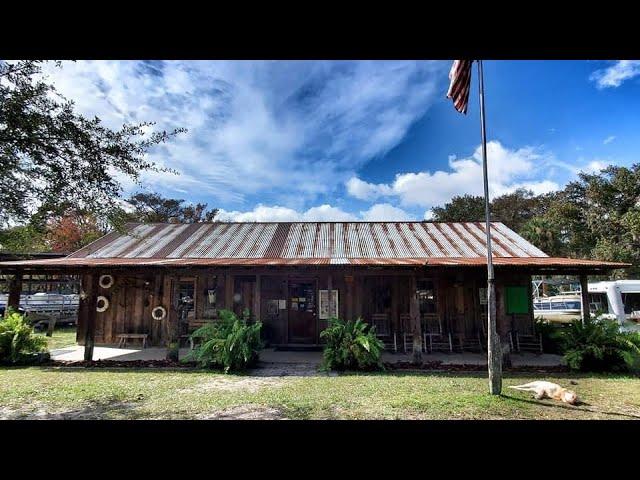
[{"xmin": 117, "ymin": 333, "xmax": 149, "ymax": 349}]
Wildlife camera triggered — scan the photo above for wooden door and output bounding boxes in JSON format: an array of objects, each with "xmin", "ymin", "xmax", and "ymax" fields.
[{"xmin": 288, "ymin": 279, "xmax": 317, "ymax": 344}]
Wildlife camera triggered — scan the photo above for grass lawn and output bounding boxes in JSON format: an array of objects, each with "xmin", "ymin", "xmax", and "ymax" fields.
[
  {"xmin": 1, "ymin": 366, "xmax": 638, "ymax": 420},
  {"xmin": 35, "ymin": 326, "xmax": 77, "ymax": 351}
]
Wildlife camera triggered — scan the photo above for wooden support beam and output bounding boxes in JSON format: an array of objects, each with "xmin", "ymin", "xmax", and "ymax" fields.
[
  {"xmin": 580, "ymin": 274, "xmax": 589, "ymax": 325},
  {"xmin": 327, "ymin": 274, "xmax": 333, "ymax": 319},
  {"xmin": 254, "ymin": 274, "xmax": 261, "ymax": 322},
  {"xmin": 82, "ymin": 274, "xmax": 99, "ymax": 361},
  {"xmin": 409, "ymin": 275, "xmax": 422, "ymax": 364},
  {"xmin": 5, "ymin": 270, "xmax": 22, "ymax": 317},
  {"xmin": 225, "ymin": 273, "xmax": 234, "ymax": 310},
  {"xmin": 345, "ymin": 274, "xmax": 354, "ymax": 321}
]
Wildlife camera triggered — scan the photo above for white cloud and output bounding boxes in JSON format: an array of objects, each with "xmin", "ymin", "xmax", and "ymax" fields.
[
  {"xmin": 346, "ymin": 141, "xmax": 561, "ymax": 209},
  {"xmin": 216, "ymin": 203, "xmax": 414, "ymax": 222},
  {"xmin": 39, "ymin": 60, "xmax": 447, "ymax": 210},
  {"xmin": 584, "ymin": 160, "xmax": 608, "ymax": 173},
  {"xmin": 590, "ymin": 60, "xmax": 640, "ymax": 88},
  {"xmin": 359, "ymin": 203, "xmax": 415, "ymax": 221},
  {"xmin": 603, "ymin": 135, "xmax": 616, "ymax": 145},
  {"xmin": 346, "ymin": 177, "xmax": 394, "ymax": 200}
]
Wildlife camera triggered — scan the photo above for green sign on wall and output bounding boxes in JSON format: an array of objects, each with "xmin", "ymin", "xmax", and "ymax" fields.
[{"xmin": 505, "ymin": 286, "xmax": 529, "ymax": 314}]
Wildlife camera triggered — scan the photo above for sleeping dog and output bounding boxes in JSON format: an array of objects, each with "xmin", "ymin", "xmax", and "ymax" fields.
[{"xmin": 508, "ymin": 381, "xmax": 579, "ymax": 405}]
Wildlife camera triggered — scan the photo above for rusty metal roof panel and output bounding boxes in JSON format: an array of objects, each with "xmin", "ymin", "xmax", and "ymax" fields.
[
  {"xmin": 6, "ymin": 221, "xmax": 599, "ymax": 269},
  {"xmin": 0, "ymin": 255, "xmax": 630, "ymax": 270}
]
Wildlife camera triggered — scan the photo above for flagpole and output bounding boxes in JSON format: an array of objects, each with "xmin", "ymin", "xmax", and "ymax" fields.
[{"xmin": 477, "ymin": 59, "xmax": 502, "ymax": 395}]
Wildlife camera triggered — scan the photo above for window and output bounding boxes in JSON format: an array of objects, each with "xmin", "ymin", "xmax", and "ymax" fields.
[
  {"xmin": 622, "ymin": 293, "xmax": 640, "ymax": 315},
  {"xmin": 417, "ymin": 279, "xmax": 437, "ymax": 314},
  {"xmin": 175, "ymin": 280, "xmax": 195, "ymax": 320},
  {"xmin": 589, "ymin": 292, "xmax": 608, "ymax": 314}
]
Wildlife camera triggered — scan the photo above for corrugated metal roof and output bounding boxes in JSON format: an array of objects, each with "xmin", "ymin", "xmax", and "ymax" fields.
[
  {"xmin": 69, "ymin": 221, "xmax": 552, "ymax": 260},
  {"xmin": 0, "ymin": 221, "xmax": 630, "ymax": 270},
  {"xmin": 0, "ymin": 256, "xmax": 628, "ymax": 269}
]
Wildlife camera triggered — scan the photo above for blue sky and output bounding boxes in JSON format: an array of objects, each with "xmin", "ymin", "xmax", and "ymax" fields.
[{"xmin": 43, "ymin": 60, "xmax": 640, "ymax": 221}]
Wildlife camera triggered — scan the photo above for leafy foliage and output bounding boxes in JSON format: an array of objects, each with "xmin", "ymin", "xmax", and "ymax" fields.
[
  {"xmin": 320, "ymin": 317, "xmax": 384, "ymax": 371},
  {"xmin": 0, "ymin": 60, "xmax": 185, "ymax": 228},
  {"xmin": 0, "ymin": 311, "xmax": 48, "ymax": 363},
  {"xmin": 124, "ymin": 192, "xmax": 219, "ymax": 223},
  {"xmin": 559, "ymin": 317, "xmax": 640, "ymax": 372},
  {"xmin": 44, "ymin": 210, "xmax": 105, "ymax": 252},
  {"xmin": 432, "ymin": 165, "xmax": 640, "ymax": 276},
  {"xmin": 184, "ymin": 309, "xmax": 263, "ymax": 373}
]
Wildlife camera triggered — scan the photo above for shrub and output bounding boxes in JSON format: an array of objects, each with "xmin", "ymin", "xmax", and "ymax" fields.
[
  {"xmin": 0, "ymin": 311, "xmax": 48, "ymax": 363},
  {"xmin": 559, "ymin": 316, "xmax": 640, "ymax": 372},
  {"xmin": 184, "ymin": 309, "xmax": 263, "ymax": 373},
  {"xmin": 320, "ymin": 317, "xmax": 384, "ymax": 371}
]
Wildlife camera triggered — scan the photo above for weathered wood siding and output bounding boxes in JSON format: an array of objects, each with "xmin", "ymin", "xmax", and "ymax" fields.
[{"xmin": 74, "ymin": 267, "xmax": 533, "ymax": 347}]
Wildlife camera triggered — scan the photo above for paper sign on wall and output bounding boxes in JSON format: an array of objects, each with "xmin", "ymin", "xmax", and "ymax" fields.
[{"xmin": 319, "ymin": 289, "xmax": 339, "ymax": 319}]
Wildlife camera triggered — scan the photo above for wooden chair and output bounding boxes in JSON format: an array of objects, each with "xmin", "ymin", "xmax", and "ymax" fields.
[
  {"xmin": 514, "ymin": 331, "xmax": 543, "ymax": 354},
  {"xmin": 371, "ymin": 313, "xmax": 397, "ymax": 352},
  {"xmin": 423, "ymin": 313, "xmax": 453, "ymax": 353}
]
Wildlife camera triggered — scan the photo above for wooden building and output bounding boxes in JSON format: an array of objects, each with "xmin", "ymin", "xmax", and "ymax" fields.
[{"xmin": 0, "ymin": 221, "xmax": 626, "ymax": 359}]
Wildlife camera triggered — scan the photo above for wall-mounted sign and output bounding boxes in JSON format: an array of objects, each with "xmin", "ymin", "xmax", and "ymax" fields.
[
  {"xmin": 479, "ymin": 288, "xmax": 488, "ymax": 305},
  {"xmin": 278, "ymin": 299, "xmax": 287, "ymax": 310},
  {"xmin": 319, "ymin": 289, "xmax": 339, "ymax": 319}
]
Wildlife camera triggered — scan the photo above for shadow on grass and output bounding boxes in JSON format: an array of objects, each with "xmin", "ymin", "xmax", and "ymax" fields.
[{"xmin": 502, "ymin": 393, "xmax": 640, "ymax": 419}]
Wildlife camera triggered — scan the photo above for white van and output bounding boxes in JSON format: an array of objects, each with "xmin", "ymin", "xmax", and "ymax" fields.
[{"xmin": 588, "ymin": 280, "xmax": 640, "ymax": 332}]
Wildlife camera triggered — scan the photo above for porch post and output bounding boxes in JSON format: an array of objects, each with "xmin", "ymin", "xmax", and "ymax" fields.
[
  {"xmin": 410, "ymin": 275, "xmax": 423, "ymax": 364},
  {"xmin": 579, "ymin": 274, "xmax": 589, "ymax": 325},
  {"xmin": 345, "ymin": 275, "xmax": 354, "ymax": 321},
  {"xmin": 225, "ymin": 272, "xmax": 234, "ymax": 310},
  {"xmin": 254, "ymin": 274, "xmax": 261, "ymax": 322},
  {"xmin": 5, "ymin": 270, "xmax": 23, "ymax": 317},
  {"xmin": 82, "ymin": 272, "xmax": 99, "ymax": 362},
  {"xmin": 327, "ymin": 274, "xmax": 333, "ymax": 319}
]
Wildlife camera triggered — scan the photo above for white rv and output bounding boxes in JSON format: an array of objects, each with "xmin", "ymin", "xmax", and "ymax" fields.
[{"xmin": 587, "ymin": 280, "xmax": 640, "ymax": 332}]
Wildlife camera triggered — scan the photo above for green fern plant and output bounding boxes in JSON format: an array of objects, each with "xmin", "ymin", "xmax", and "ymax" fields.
[
  {"xmin": 184, "ymin": 308, "xmax": 263, "ymax": 373},
  {"xmin": 320, "ymin": 317, "xmax": 384, "ymax": 371},
  {"xmin": 0, "ymin": 310, "xmax": 48, "ymax": 363},
  {"xmin": 560, "ymin": 316, "xmax": 640, "ymax": 372}
]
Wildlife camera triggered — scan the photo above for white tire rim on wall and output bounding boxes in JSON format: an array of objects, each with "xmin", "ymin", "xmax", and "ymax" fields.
[
  {"xmin": 99, "ymin": 274, "xmax": 114, "ymax": 289},
  {"xmin": 96, "ymin": 296, "xmax": 109, "ymax": 313},
  {"xmin": 152, "ymin": 306, "xmax": 167, "ymax": 321}
]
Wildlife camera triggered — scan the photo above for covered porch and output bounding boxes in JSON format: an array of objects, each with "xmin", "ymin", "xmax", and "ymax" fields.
[
  {"xmin": 2, "ymin": 259, "xmax": 622, "ymax": 364},
  {"xmin": 49, "ymin": 344, "xmax": 566, "ymax": 368}
]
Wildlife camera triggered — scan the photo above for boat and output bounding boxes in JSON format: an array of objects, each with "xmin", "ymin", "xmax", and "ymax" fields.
[
  {"xmin": 0, "ymin": 292, "xmax": 79, "ymax": 317},
  {"xmin": 533, "ymin": 292, "xmax": 582, "ymax": 318}
]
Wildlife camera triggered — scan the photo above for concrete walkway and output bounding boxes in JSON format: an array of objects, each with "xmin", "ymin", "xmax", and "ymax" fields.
[{"xmin": 51, "ymin": 345, "xmax": 564, "ymax": 367}]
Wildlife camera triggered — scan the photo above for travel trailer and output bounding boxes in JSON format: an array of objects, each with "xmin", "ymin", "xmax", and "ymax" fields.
[
  {"xmin": 533, "ymin": 279, "xmax": 640, "ymax": 331},
  {"xmin": 588, "ymin": 280, "xmax": 640, "ymax": 331}
]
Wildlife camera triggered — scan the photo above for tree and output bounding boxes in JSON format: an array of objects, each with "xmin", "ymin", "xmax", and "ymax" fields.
[
  {"xmin": 0, "ymin": 224, "xmax": 47, "ymax": 253},
  {"xmin": 520, "ymin": 216, "xmax": 563, "ymax": 256},
  {"xmin": 0, "ymin": 60, "xmax": 185, "ymax": 228},
  {"xmin": 431, "ymin": 194, "xmax": 485, "ymax": 222},
  {"xmin": 431, "ymin": 189, "xmax": 548, "ymax": 232},
  {"xmin": 125, "ymin": 192, "xmax": 219, "ymax": 223},
  {"xmin": 45, "ymin": 211, "xmax": 104, "ymax": 253},
  {"xmin": 491, "ymin": 188, "xmax": 548, "ymax": 232}
]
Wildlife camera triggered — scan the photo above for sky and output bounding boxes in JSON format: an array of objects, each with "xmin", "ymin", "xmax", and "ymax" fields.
[{"xmin": 41, "ymin": 60, "xmax": 640, "ymax": 222}]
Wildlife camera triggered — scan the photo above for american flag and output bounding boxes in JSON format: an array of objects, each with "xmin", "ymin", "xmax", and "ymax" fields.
[{"xmin": 446, "ymin": 60, "xmax": 474, "ymax": 114}]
